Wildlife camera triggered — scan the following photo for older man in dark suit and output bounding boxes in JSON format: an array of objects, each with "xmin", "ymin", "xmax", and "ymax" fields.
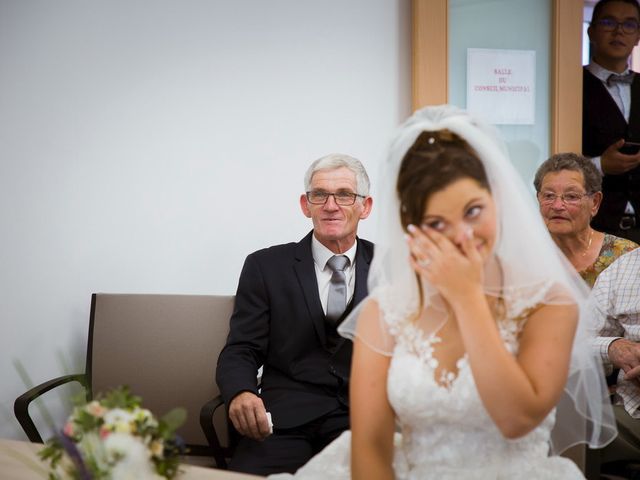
[{"xmin": 216, "ymin": 154, "xmax": 373, "ymax": 475}]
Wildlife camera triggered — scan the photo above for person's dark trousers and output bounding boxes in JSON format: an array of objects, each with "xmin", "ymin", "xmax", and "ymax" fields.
[
  {"xmin": 228, "ymin": 406, "xmax": 349, "ymax": 476},
  {"xmin": 599, "ymin": 405, "xmax": 640, "ymax": 478}
]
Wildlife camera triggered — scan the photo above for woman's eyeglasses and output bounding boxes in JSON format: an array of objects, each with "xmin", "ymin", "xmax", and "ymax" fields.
[{"xmin": 537, "ymin": 191, "xmax": 593, "ymax": 206}]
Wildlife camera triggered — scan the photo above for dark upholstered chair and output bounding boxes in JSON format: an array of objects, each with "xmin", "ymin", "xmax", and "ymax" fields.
[{"xmin": 14, "ymin": 293, "xmax": 235, "ymax": 468}]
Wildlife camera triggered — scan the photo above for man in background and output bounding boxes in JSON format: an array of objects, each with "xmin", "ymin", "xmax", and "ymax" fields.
[
  {"xmin": 216, "ymin": 154, "xmax": 373, "ymax": 475},
  {"xmin": 592, "ymin": 248, "xmax": 640, "ymax": 474},
  {"xmin": 583, "ymin": 0, "xmax": 640, "ymax": 242}
]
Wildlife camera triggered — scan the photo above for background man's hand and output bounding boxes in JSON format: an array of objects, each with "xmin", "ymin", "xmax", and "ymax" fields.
[
  {"xmin": 609, "ymin": 338, "xmax": 640, "ymax": 387},
  {"xmin": 601, "ymin": 139, "xmax": 640, "ymax": 174},
  {"xmin": 228, "ymin": 391, "xmax": 272, "ymax": 441}
]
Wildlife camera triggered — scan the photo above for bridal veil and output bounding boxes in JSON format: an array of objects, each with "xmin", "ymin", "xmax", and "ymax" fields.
[{"xmin": 339, "ymin": 105, "xmax": 617, "ymax": 454}]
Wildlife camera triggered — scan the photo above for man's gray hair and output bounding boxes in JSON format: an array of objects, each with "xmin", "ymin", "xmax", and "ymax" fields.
[
  {"xmin": 304, "ymin": 153, "xmax": 371, "ymax": 196},
  {"xmin": 533, "ymin": 152, "xmax": 602, "ymax": 194}
]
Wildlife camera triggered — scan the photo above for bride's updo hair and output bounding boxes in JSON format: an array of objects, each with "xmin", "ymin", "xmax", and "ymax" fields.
[{"xmin": 397, "ymin": 129, "xmax": 490, "ymax": 230}]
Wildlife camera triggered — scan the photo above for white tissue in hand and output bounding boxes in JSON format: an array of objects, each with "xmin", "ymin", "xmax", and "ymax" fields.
[{"xmin": 266, "ymin": 412, "xmax": 273, "ymax": 434}]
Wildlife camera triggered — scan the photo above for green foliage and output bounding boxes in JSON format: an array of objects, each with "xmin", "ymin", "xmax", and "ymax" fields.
[
  {"xmin": 96, "ymin": 386, "xmax": 142, "ymax": 410},
  {"xmin": 161, "ymin": 408, "xmax": 188, "ymax": 437}
]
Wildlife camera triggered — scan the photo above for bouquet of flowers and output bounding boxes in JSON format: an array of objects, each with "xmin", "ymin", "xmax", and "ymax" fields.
[{"xmin": 39, "ymin": 386, "xmax": 185, "ymax": 480}]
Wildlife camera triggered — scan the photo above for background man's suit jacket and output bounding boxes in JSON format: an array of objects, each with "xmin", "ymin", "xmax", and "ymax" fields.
[
  {"xmin": 216, "ymin": 231, "xmax": 374, "ymax": 429},
  {"xmin": 583, "ymin": 67, "xmax": 640, "ymax": 231}
]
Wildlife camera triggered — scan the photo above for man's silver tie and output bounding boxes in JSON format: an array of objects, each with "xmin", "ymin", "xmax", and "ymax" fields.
[{"xmin": 326, "ymin": 255, "xmax": 349, "ymax": 323}]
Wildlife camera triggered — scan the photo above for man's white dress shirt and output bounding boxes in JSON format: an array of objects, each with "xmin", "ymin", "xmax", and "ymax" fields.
[{"xmin": 592, "ymin": 248, "xmax": 640, "ymax": 418}]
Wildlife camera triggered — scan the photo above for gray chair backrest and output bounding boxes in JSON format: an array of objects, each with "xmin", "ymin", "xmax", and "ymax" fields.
[{"xmin": 89, "ymin": 294, "xmax": 234, "ymax": 446}]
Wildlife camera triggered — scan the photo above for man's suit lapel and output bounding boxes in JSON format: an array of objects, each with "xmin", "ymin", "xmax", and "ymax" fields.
[
  {"xmin": 330, "ymin": 238, "xmax": 373, "ymax": 359},
  {"xmin": 629, "ymin": 74, "xmax": 640, "ymax": 141},
  {"xmin": 293, "ymin": 232, "xmax": 327, "ymax": 345},
  {"xmin": 352, "ymin": 238, "xmax": 372, "ymax": 306}
]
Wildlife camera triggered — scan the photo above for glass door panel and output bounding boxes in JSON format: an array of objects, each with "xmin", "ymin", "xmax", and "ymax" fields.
[{"xmin": 449, "ymin": 0, "xmax": 552, "ymax": 187}]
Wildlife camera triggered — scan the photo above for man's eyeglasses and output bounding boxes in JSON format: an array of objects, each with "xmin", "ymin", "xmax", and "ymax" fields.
[
  {"xmin": 594, "ymin": 18, "xmax": 640, "ymax": 34},
  {"xmin": 537, "ymin": 191, "xmax": 593, "ymax": 206},
  {"xmin": 306, "ymin": 190, "xmax": 365, "ymax": 206}
]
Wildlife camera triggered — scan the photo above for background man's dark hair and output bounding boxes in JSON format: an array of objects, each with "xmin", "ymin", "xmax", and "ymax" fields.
[{"xmin": 591, "ymin": 0, "xmax": 640, "ymax": 23}]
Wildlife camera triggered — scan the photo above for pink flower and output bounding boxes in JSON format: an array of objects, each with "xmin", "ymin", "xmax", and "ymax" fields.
[
  {"xmin": 63, "ymin": 421, "xmax": 74, "ymax": 437},
  {"xmin": 86, "ymin": 401, "xmax": 107, "ymax": 418},
  {"xmin": 100, "ymin": 426, "xmax": 111, "ymax": 440}
]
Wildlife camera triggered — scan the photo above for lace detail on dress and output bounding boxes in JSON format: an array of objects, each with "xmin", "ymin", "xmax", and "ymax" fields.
[
  {"xmin": 502, "ymin": 280, "xmax": 555, "ymax": 320},
  {"xmin": 372, "ymin": 283, "xmax": 539, "ymax": 382},
  {"xmin": 372, "ymin": 286, "xmax": 459, "ymax": 387},
  {"xmin": 372, "ymin": 285, "xmax": 417, "ymax": 334}
]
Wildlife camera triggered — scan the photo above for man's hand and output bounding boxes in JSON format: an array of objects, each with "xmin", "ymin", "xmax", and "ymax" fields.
[
  {"xmin": 608, "ymin": 338, "xmax": 640, "ymax": 387},
  {"xmin": 228, "ymin": 391, "xmax": 272, "ymax": 441},
  {"xmin": 601, "ymin": 139, "xmax": 640, "ymax": 174}
]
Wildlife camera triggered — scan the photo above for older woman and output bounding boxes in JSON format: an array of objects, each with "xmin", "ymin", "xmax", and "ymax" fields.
[{"xmin": 534, "ymin": 153, "xmax": 638, "ymax": 287}]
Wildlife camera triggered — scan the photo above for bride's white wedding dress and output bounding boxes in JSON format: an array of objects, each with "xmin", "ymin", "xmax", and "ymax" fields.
[{"xmin": 271, "ymin": 287, "xmax": 584, "ymax": 479}]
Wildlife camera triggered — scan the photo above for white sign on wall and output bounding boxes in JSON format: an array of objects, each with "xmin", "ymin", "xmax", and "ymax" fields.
[{"xmin": 466, "ymin": 48, "xmax": 535, "ymax": 125}]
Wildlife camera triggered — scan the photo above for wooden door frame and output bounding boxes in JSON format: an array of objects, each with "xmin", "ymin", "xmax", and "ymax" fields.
[{"xmin": 412, "ymin": 0, "xmax": 583, "ymax": 154}]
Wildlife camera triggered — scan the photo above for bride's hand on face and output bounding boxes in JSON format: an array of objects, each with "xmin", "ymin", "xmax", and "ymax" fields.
[{"xmin": 407, "ymin": 223, "xmax": 484, "ymax": 301}]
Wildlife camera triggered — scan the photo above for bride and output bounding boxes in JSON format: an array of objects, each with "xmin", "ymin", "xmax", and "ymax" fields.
[{"xmin": 272, "ymin": 106, "xmax": 616, "ymax": 479}]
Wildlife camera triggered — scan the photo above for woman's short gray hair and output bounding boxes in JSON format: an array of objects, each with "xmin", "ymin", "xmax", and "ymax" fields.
[
  {"xmin": 533, "ymin": 152, "xmax": 602, "ymax": 194},
  {"xmin": 304, "ymin": 153, "xmax": 371, "ymax": 196}
]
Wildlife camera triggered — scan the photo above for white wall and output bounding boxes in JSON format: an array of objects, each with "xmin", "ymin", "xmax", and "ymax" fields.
[{"xmin": 0, "ymin": 0, "xmax": 411, "ymax": 439}]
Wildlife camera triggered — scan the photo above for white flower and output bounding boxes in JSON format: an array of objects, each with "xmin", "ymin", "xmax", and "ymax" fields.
[
  {"xmin": 103, "ymin": 408, "xmax": 135, "ymax": 425},
  {"xmin": 103, "ymin": 408, "xmax": 135, "ymax": 434},
  {"xmin": 104, "ymin": 432, "xmax": 147, "ymax": 457},
  {"xmin": 105, "ymin": 433, "xmax": 162, "ymax": 480},
  {"xmin": 135, "ymin": 408, "xmax": 158, "ymax": 428}
]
